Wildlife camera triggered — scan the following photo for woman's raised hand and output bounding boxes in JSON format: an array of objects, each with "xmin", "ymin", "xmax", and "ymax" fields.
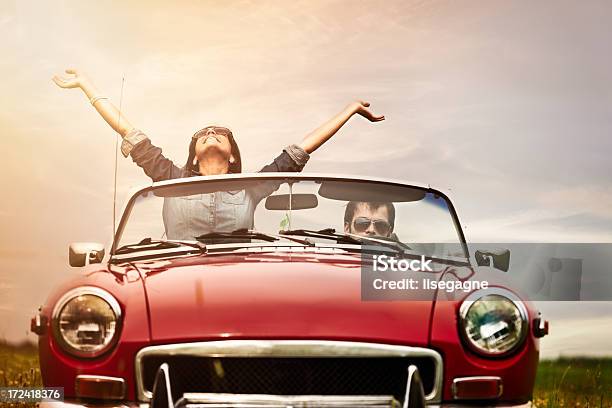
[
  {"xmin": 350, "ymin": 100, "xmax": 385, "ymax": 122},
  {"xmin": 298, "ymin": 99, "xmax": 386, "ymax": 154},
  {"xmin": 51, "ymin": 68, "xmax": 134, "ymax": 136},
  {"xmin": 52, "ymin": 68, "xmax": 89, "ymax": 89}
]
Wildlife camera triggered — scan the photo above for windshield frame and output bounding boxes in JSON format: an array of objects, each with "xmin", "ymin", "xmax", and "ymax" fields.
[{"xmin": 110, "ymin": 172, "xmax": 469, "ymax": 259}]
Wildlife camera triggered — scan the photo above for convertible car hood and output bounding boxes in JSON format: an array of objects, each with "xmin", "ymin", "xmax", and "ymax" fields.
[{"xmin": 132, "ymin": 250, "xmax": 443, "ymax": 346}]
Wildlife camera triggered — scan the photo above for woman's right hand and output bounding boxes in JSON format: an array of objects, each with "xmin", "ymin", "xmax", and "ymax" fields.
[
  {"xmin": 52, "ymin": 68, "xmax": 90, "ymax": 89},
  {"xmin": 51, "ymin": 68, "xmax": 134, "ymax": 137}
]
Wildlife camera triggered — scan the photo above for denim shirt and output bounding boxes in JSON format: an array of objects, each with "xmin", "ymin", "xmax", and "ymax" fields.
[{"xmin": 123, "ymin": 129, "xmax": 309, "ymax": 240}]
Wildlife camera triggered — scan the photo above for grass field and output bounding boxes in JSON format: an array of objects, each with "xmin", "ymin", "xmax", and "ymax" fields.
[
  {"xmin": 0, "ymin": 340, "xmax": 611, "ymax": 407},
  {"xmin": 534, "ymin": 358, "xmax": 612, "ymax": 407},
  {"xmin": 0, "ymin": 341, "xmax": 40, "ymax": 387}
]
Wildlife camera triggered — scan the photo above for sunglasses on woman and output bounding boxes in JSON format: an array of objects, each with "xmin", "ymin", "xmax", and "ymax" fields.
[
  {"xmin": 352, "ymin": 217, "xmax": 392, "ymax": 236},
  {"xmin": 192, "ymin": 126, "xmax": 232, "ymax": 140}
]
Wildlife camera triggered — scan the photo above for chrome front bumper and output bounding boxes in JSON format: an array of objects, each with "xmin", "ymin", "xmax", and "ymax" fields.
[
  {"xmin": 40, "ymin": 399, "xmax": 534, "ymax": 408},
  {"xmin": 175, "ymin": 393, "xmax": 402, "ymax": 407},
  {"xmin": 432, "ymin": 404, "xmax": 533, "ymax": 408}
]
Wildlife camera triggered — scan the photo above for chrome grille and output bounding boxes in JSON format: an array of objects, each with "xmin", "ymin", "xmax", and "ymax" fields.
[{"xmin": 135, "ymin": 340, "xmax": 443, "ymax": 404}]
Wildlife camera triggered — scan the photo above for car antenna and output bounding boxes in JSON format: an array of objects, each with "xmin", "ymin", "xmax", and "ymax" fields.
[
  {"xmin": 113, "ymin": 76, "xmax": 125, "ymax": 235},
  {"xmin": 288, "ymin": 180, "xmax": 293, "ymax": 230}
]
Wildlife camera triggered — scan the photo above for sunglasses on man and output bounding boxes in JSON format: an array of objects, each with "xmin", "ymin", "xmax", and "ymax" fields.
[{"xmin": 352, "ymin": 217, "xmax": 392, "ymax": 236}]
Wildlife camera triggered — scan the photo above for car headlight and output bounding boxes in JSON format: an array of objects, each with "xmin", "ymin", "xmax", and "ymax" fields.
[
  {"xmin": 52, "ymin": 286, "xmax": 122, "ymax": 358},
  {"xmin": 459, "ymin": 288, "xmax": 528, "ymax": 357}
]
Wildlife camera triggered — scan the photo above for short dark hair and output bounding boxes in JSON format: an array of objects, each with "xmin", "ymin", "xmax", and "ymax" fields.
[
  {"xmin": 344, "ymin": 201, "xmax": 395, "ymax": 230},
  {"xmin": 183, "ymin": 127, "xmax": 242, "ymax": 176}
]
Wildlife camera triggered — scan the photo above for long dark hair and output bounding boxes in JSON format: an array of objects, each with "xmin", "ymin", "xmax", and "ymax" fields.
[{"xmin": 183, "ymin": 127, "xmax": 242, "ymax": 176}]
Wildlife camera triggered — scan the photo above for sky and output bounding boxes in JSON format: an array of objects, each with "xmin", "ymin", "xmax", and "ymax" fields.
[{"xmin": 0, "ymin": 0, "xmax": 611, "ymax": 357}]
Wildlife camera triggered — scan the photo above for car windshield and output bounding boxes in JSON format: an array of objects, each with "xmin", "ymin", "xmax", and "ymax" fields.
[{"xmin": 113, "ymin": 174, "xmax": 467, "ymax": 260}]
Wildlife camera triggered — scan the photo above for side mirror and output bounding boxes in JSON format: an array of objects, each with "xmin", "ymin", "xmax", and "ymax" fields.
[
  {"xmin": 475, "ymin": 248, "xmax": 510, "ymax": 272},
  {"xmin": 69, "ymin": 242, "xmax": 105, "ymax": 267}
]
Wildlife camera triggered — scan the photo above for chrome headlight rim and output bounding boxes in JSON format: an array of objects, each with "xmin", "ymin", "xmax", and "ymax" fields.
[
  {"xmin": 458, "ymin": 287, "xmax": 529, "ymax": 358},
  {"xmin": 51, "ymin": 286, "xmax": 122, "ymax": 359}
]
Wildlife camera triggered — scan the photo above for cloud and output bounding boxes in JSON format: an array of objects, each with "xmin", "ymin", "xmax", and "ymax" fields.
[
  {"xmin": 466, "ymin": 209, "xmax": 612, "ymax": 242},
  {"xmin": 537, "ymin": 186, "xmax": 612, "ymax": 220},
  {"xmin": 0, "ymin": 283, "xmax": 15, "ymax": 291}
]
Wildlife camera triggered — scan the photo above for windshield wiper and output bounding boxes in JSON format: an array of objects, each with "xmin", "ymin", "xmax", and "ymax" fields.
[
  {"xmin": 279, "ymin": 228, "xmax": 362, "ymax": 245},
  {"xmin": 195, "ymin": 228, "xmax": 280, "ymax": 243},
  {"xmin": 195, "ymin": 228, "xmax": 314, "ymax": 246},
  {"xmin": 280, "ymin": 228, "xmax": 412, "ymax": 255},
  {"xmin": 114, "ymin": 237, "xmax": 206, "ymax": 256},
  {"xmin": 345, "ymin": 232, "xmax": 414, "ymax": 255}
]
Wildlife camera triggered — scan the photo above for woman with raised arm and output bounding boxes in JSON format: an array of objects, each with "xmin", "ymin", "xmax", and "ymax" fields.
[{"xmin": 53, "ymin": 68, "xmax": 385, "ymax": 239}]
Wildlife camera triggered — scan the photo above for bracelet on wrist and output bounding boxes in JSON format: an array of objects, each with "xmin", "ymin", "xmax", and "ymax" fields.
[{"xmin": 90, "ymin": 96, "xmax": 109, "ymax": 106}]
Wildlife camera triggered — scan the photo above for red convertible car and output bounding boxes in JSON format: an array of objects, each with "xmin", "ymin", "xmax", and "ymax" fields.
[{"xmin": 33, "ymin": 173, "xmax": 548, "ymax": 407}]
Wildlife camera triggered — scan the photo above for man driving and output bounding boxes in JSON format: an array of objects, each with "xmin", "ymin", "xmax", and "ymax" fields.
[{"xmin": 343, "ymin": 201, "xmax": 395, "ymax": 238}]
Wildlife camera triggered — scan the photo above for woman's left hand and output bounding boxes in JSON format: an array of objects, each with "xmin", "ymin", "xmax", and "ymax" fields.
[
  {"xmin": 349, "ymin": 100, "xmax": 385, "ymax": 122},
  {"xmin": 298, "ymin": 100, "xmax": 385, "ymax": 154}
]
